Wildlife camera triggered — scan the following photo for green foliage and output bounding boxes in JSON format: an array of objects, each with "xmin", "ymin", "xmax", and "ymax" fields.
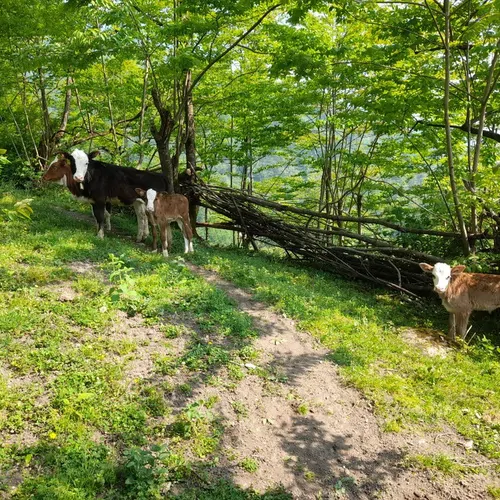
[
  {"xmin": 121, "ymin": 445, "xmax": 169, "ymax": 499},
  {"xmin": 403, "ymin": 453, "xmax": 483, "ymax": 476},
  {"xmin": 168, "ymin": 400, "xmax": 222, "ymax": 458},
  {"xmin": 334, "ymin": 476, "xmax": 356, "ymax": 496},
  {"xmin": 488, "ymin": 486, "xmax": 500, "ymax": 498},
  {"xmin": 1, "ymin": 197, "xmax": 33, "ymax": 222},
  {"xmin": 177, "ymin": 480, "xmax": 292, "ymax": 499},
  {"xmin": 239, "ymin": 457, "xmax": 259, "ymax": 473},
  {"xmin": 107, "ymin": 253, "xmax": 141, "ymax": 314}
]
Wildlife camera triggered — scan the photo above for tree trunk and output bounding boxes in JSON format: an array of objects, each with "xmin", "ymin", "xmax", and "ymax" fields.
[
  {"xmin": 37, "ymin": 68, "xmax": 52, "ymax": 169},
  {"xmin": 182, "ymin": 70, "xmax": 201, "ymax": 238},
  {"xmin": 138, "ymin": 59, "xmax": 150, "ymax": 168},
  {"xmin": 151, "ymin": 88, "xmax": 175, "ymax": 193},
  {"xmin": 100, "ymin": 55, "xmax": 119, "ymax": 151},
  {"xmin": 184, "ymin": 70, "xmax": 196, "ymax": 173},
  {"xmin": 443, "ymin": 0, "xmax": 470, "ymax": 256}
]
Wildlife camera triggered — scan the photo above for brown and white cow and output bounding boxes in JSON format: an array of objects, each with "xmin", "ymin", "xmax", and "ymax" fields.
[
  {"xmin": 135, "ymin": 188, "xmax": 194, "ymax": 257},
  {"xmin": 420, "ymin": 262, "xmax": 500, "ymax": 340},
  {"xmin": 42, "ymin": 152, "xmax": 113, "ymax": 234}
]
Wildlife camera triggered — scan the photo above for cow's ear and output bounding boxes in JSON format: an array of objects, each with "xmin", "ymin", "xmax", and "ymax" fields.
[
  {"xmin": 451, "ymin": 265, "xmax": 466, "ymax": 275},
  {"xmin": 419, "ymin": 263, "xmax": 434, "ymax": 273},
  {"xmin": 56, "ymin": 151, "xmax": 71, "ymax": 160},
  {"xmin": 89, "ymin": 150, "xmax": 100, "ymax": 159},
  {"xmin": 135, "ymin": 188, "xmax": 146, "ymax": 197}
]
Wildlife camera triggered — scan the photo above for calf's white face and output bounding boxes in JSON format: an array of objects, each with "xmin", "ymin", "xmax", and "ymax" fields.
[
  {"xmin": 146, "ymin": 189, "xmax": 157, "ymax": 212},
  {"xmin": 432, "ymin": 262, "xmax": 452, "ymax": 293},
  {"xmin": 72, "ymin": 149, "xmax": 89, "ymax": 182}
]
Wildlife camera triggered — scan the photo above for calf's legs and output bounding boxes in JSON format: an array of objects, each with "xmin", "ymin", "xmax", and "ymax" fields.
[
  {"xmin": 448, "ymin": 314, "xmax": 456, "ymax": 341},
  {"xmin": 448, "ymin": 311, "xmax": 471, "ymax": 341},
  {"xmin": 159, "ymin": 221, "xmax": 170, "ymax": 257},
  {"xmin": 455, "ymin": 311, "xmax": 471, "ymax": 339},
  {"xmin": 176, "ymin": 218, "xmax": 193, "ymax": 253},
  {"xmin": 146, "ymin": 211, "xmax": 158, "ymax": 251}
]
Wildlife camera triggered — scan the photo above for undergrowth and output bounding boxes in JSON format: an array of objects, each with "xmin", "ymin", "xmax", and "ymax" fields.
[{"xmin": 0, "ymin": 186, "xmax": 272, "ymax": 499}]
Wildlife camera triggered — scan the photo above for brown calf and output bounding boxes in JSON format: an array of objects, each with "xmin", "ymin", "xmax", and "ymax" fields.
[
  {"xmin": 420, "ymin": 262, "xmax": 500, "ymax": 340},
  {"xmin": 135, "ymin": 188, "xmax": 194, "ymax": 257}
]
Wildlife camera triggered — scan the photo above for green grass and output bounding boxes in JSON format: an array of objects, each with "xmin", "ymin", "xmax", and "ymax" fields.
[
  {"xmin": 1, "ymin": 184, "xmax": 499, "ymax": 498},
  {"xmin": 403, "ymin": 453, "xmax": 484, "ymax": 476},
  {"xmin": 488, "ymin": 485, "xmax": 500, "ymax": 498},
  {"xmin": 0, "ymin": 186, "xmax": 269, "ymax": 498},
  {"xmin": 190, "ymin": 246, "xmax": 500, "ymax": 459},
  {"xmin": 239, "ymin": 457, "xmax": 259, "ymax": 473}
]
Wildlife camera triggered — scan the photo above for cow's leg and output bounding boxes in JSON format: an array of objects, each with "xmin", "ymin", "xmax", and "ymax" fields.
[
  {"xmin": 455, "ymin": 311, "xmax": 471, "ymax": 339},
  {"xmin": 159, "ymin": 221, "xmax": 169, "ymax": 258},
  {"xmin": 447, "ymin": 313, "xmax": 456, "ymax": 341},
  {"xmin": 146, "ymin": 211, "xmax": 158, "ymax": 252},
  {"xmin": 166, "ymin": 224, "xmax": 173, "ymax": 252},
  {"xmin": 105, "ymin": 202, "xmax": 112, "ymax": 231},
  {"xmin": 91, "ymin": 203, "xmax": 106, "ymax": 239},
  {"xmin": 132, "ymin": 199, "xmax": 148, "ymax": 242},
  {"xmin": 177, "ymin": 217, "xmax": 193, "ymax": 253}
]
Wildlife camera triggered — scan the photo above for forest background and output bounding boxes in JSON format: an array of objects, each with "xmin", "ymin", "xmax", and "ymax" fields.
[{"xmin": 1, "ymin": 0, "xmax": 500, "ymax": 262}]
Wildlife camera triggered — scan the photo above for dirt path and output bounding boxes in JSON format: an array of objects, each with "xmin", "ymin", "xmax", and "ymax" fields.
[{"xmin": 184, "ymin": 262, "xmax": 497, "ymax": 500}]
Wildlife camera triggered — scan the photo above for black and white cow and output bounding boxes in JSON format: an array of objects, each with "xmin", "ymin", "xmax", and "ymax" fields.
[{"xmin": 54, "ymin": 149, "xmax": 169, "ymax": 241}]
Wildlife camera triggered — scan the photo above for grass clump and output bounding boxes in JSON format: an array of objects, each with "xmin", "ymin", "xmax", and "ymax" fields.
[
  {"xmin": 240, "ymin": 457, "xmax": 259, "ymax": 473},
  {"xmin": 403, "ymin": 453, "xmax": 484, "ymax": 476}
]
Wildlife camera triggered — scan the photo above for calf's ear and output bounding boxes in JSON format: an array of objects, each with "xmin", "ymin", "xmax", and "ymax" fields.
[
  {"xmin": 89, "ymin": 150, "xmax": 100, "ymax": 159},
  {"xmin": 56, "ymin": 151, "xmax": 71, "ymax": 160},
  {"xmin": 135, "ymin": 188, "xmax": 146, "ymax": 197},
  {"xmin": 451, "ymin": 265, "xmax": 466, "ymax": 275},
  {"xmin": 419, "ymin": 263, "xmax": 434, "ymax": 273}
]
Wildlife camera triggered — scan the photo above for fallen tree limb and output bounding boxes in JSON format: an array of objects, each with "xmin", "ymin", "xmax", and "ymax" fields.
[
  {"xmin": 193, "ymin": 184, "xmax": 440, "ymax": 295},
  {"xmin": 201, "ymin": 185, "xmax": 485, "ymax": 240}
]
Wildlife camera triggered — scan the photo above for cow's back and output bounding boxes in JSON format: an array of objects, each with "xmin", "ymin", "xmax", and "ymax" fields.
[
  {"xmin": 155, "ymin": 193, "xmax": 189, "ymax": 220},
  {"xmin": 85, "ymin": 161, "xmax": 167, "ymax": 204},
  {"xmin": 445, "ymin": 273, "xmax": 500, "ymax": 313}
]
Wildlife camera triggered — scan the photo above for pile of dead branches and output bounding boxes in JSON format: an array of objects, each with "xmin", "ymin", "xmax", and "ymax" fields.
[{"xmin": 191, "ymin": 184, "xmax": 444, "ymax": 296}]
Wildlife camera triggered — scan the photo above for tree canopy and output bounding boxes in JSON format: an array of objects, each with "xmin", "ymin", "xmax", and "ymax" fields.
[{"xmin": 1, "ymin": 0, "xmax": 500, "ymax": 258}]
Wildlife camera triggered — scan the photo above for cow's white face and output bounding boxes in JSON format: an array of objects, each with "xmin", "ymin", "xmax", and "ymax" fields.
[
  {"xmin": 432, "ymin": 262, "xmax": 452, "ymax": 293},
  {"xmin": 146, "ymin": 189, "xmax": 157, "ymax": 212},
  {"xmin": 72, "ymin": 149, "xmax": 89, "ymax": 182}
]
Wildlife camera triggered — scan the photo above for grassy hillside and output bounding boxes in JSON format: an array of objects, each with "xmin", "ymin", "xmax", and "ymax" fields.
[{"xmin": 0, "ymin": 185, "xmax": 499, "ymax": 498}]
